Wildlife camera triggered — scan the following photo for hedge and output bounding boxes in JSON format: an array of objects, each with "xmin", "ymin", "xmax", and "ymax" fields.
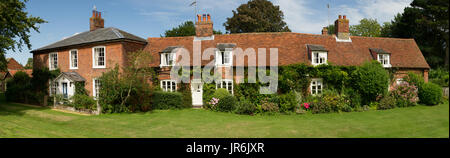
[
  {"xmin": 152, "ymin": 91, "xmax": 183, "ymax": 109},
  {"xmin": 419, "ymin": 83, "xmax": 442, "ymax": 105}
]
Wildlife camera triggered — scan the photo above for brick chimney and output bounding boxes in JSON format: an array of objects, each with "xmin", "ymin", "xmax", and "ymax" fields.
[
  {"xmin": 334, "ymin": 15, "xmax": 350, "ymax": 40},
  {"xmin": 195, "ymin": 14, "xmax": 213, "ymax": 37},
  {"xmin": 90, "ymin": 10, "xmax": 104, "ymax": 31},
  {"xmin": 322, "ymin": 27, "xmax": 328, "ymax": 35}
]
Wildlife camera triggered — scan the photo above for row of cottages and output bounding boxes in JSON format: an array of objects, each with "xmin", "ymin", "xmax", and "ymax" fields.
[
  {"xmin": 0, "ymin": 58, "xmax": 32, "ymax": 92},
  {"xmin": 31, "ymin": 9, "xmax": 430, "ymax": 107}
]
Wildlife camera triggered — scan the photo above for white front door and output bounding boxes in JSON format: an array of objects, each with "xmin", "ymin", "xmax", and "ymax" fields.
[{"xmin": 191, "ymin": 82, "xmax": 203, "ymax": 106}]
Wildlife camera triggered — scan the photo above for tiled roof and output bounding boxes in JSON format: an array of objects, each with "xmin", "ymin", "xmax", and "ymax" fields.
[
  {"xmin": 31, "ymin": 27, "xmax": 147, "ymax": 53},
  {"xmin": 57, "ymin": 72, "xmax": 86, "ymax": 82},
  {"xmin": 6, "ymin": 58, "xmax": 24, "ymax": 70},
  {"xmin": 0, "ymin": 72, "xmax": 10, "ymax": 80},
  {"xmin": 307, "ymin": 44, "xmax": 328, "ymax": 51},
  {"xmin": 145, "ymin": 32, "xmax": 430, "ymax": 69},
  {"xmin": 9, "ymin": 69, "xmax": 32, "ymax": 77}
]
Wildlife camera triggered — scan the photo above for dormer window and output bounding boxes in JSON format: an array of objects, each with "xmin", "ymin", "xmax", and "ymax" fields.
[
  {"xmin": 307, "ymin": 44, "xmax": 328, "ymax": 66},
  {"xmin": 160, "ymin": 46, "xmax": 181, "ymax": 67},
  {"xmin": 312, "ymin": 52, "xmax": 327, "ymax": 66},
  {"xmin": 216, "ymin": 50, "xmax": 232, "ymax": 66},
  {"xmin": 370, "ymin": 48, "xmax": 391, "ymax": 68},
  {"xmin": 378, "ymin": 54, "xmax": 391, "ymax": 68},
  {"xmin": 161, "ymin": 53, "xmax": 175, "ymax": 67}
]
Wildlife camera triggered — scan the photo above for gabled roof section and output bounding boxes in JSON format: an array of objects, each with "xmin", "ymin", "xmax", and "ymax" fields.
[
  {"xmin": 56, "ymin": 72, "xmax": 86, "ymax": 82},
  {"xmin": 307, "ymin": 44, "xmax": 328, "ymax": 51},
  {"xmin": 6, "ymin": 58, "xmax": 24, "ymax": 70},
  {"xmin": 217, "ymin": 43, "xmax": 237, "ymax": 51},
  {"xmin": 369, "ymin": 48, "xmax": 390, "ymax": 54},
  {"xmin": 31, "ymin": 27, "xmax": 147, "ymax": 53},
  {"xmin": 0, "ymin": 71, "xmax": 11, "ymax": 80},
  {"xmin": 161, "ymin": 46, "xmax": 183, "ymax": 53}
]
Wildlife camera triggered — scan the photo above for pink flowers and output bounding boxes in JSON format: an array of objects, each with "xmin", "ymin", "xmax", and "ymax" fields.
[
  {"xmin": 208, "ymin": 98, "xmax": 219, "ymax": 107},
  {"xmin": 302, "ymin": 103, "xmax": 310, "ymax": 109}
]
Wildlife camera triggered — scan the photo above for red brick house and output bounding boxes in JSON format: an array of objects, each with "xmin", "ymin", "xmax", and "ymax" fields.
[
  {"xmin": 32, "ymin": 10, "xmax": 430, "ymax": 107},
  {"xmin": 32, "ymin": 10, "xmax": 147, "ymax": 97},
  {"xmin": 0, "ymin": 58, "xmax": 33, "ymax": 92}
]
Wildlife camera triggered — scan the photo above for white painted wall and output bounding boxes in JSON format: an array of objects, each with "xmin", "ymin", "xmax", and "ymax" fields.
[{"xmin": 54, "ymin": 77, "xmax": 75, "ymax": 98}]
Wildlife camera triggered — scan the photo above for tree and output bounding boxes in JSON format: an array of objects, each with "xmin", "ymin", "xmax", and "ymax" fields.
[
  {"xmin": 164, "ymin": 21, "xmax": 222, "ymax": 37},
  {"xmin": 326, "ymin": 24, "xmax": 335, "ymax": 35},
  {"xmin": 350, "ymin": 61, "xmax": 390, "ymax": 105},
  {"xmin": 98, "ymin": 50, "xmax": 154, "ymax": 113},
  {"xmin": 223, "ymin": 0, "xmax": 291, "ymax": 33},
  {"xmin": 380, "ymin": 21, "xmax": 394, "ymax": 37},
  {"xmin": 24, "ymin": 58, "xmax": 33, "ymax": 69},
  {"xmin": 0, "ymin": 0, "xmax": 46, "ymax": 71},
  {"xmin": 384, "ymin": 0, "xmax": 448, "ymax": 69},
  {"xmin": 350, "ymin": 18, "xmax": 382, "ymax": 37},
  {"xmin": 411, "ymin": 0, "xmax": 449, "ymax": 69}
]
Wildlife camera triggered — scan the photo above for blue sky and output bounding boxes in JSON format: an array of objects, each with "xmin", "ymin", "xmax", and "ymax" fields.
[{"xmin": 6, "ymin": 0, "xmax": 413, "ymax": 65}]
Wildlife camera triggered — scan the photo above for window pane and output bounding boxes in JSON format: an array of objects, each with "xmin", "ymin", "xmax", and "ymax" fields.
[{"xmin": 172, "ymin": 82, "xmax": 176, "ymax": 91}]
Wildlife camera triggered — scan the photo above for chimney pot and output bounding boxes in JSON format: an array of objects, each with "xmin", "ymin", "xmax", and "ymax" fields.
[
  {"xmin": 335, "ymin": 15, "xmax": 350, "ymax": 40},
  {"xmin": 90, "ymin": 10, "xmax": 104, "ymax": 31},
  {"xmin": 196, "ymin": 13, "xmax": 213, "ymax": 37}
]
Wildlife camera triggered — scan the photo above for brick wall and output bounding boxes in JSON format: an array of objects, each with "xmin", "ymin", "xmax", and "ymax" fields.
[{"xmin": 33, "ymin": 41, "xmax": 145, "ymax": 96}]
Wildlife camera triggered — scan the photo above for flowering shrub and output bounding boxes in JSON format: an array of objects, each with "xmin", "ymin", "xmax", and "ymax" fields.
[
  {"xmin": 391, "ymin": 82, "xmax": 419, "ymax": 107},
  {"xmin": 295, "ymin": 103, "xmax": 310, "ymax": 114},
  {"xmin": 261, "ymin": 98, "xmax": 279, "ymax": 113},
  {"xmin": 377, "ymin": 95, "xmax": 396, "ymax": 110},
  {"xmin": 208, "ymin": 98, "xmax": 220, "ymax": 109}
]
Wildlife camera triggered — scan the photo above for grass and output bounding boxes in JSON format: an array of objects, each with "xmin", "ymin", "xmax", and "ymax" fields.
[{"xmin": 0, "ymin": 99, "xmax": 448, "ymax": 138}]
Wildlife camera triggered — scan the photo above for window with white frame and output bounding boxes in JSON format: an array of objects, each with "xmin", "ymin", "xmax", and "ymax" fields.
[
  {"xmin": 216, "ymin": 80, "xmax": 233, "ymax": 94},
  {"xmin": 49, "ymin": 52, "xmax": 58, "ymax": 70},
  {"xmin": 396, "ymin": 78, "xmax": 406, "ymax": 85},
  {"xmin": 216, "ymin": 50, "xmax": 232, "ymax": 66},
  {"xmin": 70, "ymin": 49, "xmax": 78, "ymax": 69},
  {"xmin": 93, "ymin": 46, "xmax": 106, "ymax": 68},
  {"xmin": 161, "ymin": 80, "xmax": 177, "ymax": 92},
  {"xmin": 378, "ymin": 54, "xmax": 391, "ymax": 67},
  {"xmin": 311, "ymin": 52, "xmax": 327, "ymax": 66},
  {"xmin": 310, "ymin": 78, "xmax": 323, "ymax": 95},
  {"xmin": 51, "ymin": 81, "xmax": 59, "ymax": 95},
  {"xmin": 93, "ymin": 79, "xmax": 101, "ymax": 99},
  {"xmin": 160, "ymin": 53, "xmax": 176, "ymax": 67}
]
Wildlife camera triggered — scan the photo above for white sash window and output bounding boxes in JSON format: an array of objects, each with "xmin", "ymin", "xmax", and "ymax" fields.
[
  {"xmin": 70, "ymin": 49, "xmax": 78, "ymax": 69},
  {"xmin": 93, "ymin": 46, "xmax": 106, "ymax": 68},
  {"xmin": 49, "ymin": 52, "xmax": 58, "ymax": 70}
]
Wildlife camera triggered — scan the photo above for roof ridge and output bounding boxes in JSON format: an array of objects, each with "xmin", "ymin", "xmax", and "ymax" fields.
[{"xmin": 350, "ymin": 35, "xmax": 414, "ymax": 41}]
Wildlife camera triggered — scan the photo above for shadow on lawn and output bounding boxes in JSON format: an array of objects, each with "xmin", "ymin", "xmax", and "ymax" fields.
[{"xmin": 0, "ymin": 101, "xmax": 50, "ymax": 116}]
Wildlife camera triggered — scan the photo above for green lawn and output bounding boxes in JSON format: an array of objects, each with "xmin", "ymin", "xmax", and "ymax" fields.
[{"xmin": 0, "ymin": 100, "xmax": 448, "ymax": 138}]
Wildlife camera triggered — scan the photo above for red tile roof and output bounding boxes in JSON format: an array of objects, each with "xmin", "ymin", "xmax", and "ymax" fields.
[
  {"xmin": 8, "ymin": 69, "xmax": 33, "ymax": 77},
  {"xmin": 145, "ymin": 32, "xmax": 430, "ymax": 69},
  {"xmin": 6, "ymin": 58, "xmax": 24, "ymax": 70}
]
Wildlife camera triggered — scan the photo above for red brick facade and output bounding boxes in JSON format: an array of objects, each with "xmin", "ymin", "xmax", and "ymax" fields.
[{"xmin": 33, "ymin": 41, "xmax": 145, "ymax": 96}]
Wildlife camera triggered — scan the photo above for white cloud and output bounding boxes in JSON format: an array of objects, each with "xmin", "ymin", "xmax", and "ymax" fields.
[
  {"xmin": 274, "ymin": 0, "xmax": 412, "ymax": 34},
  {"xmin": 358, "ymin": 0, "xmax": 412, "ymax": 23},
  {"xmin": 274, "ymin": 0, "xmax": 328, "ymax": 33}
]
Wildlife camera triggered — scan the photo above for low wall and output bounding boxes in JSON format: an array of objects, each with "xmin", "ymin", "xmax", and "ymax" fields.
[{"xmin": 53, "ymin": 105, "xmax": 99, "ymax": 115}]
